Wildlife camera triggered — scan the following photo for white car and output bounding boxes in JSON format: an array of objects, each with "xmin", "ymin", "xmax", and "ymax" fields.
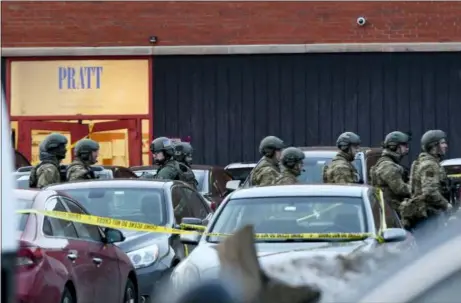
[
  {"xmin": 1, "ymin": 87, "xmax": 18, "ymax": 303},
  {"xmin": 441, "ymin": 158, "xmax": 461, "ymax": 178}
]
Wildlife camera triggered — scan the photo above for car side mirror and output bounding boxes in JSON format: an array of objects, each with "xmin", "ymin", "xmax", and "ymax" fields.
[
  {"xmin": 180, "ymin": 232, "xmax": 201, "ymax": 245},
  {"xmin": 226, "ymin": 180, "xmax": 240, "ymax": 192},
  {"xmin": 382, "ymin": 228, "xmax": 407, "ymax": 243},
  {"xmin": 104, "ymin": 228, "xmax": 125, "ymax": 244},
  {"xmin": 181, "ymin": 217, "xmax": 203, "ymax": 226}
]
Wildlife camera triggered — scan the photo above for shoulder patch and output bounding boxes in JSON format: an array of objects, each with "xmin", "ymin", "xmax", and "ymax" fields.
[{"xmin": 163, "ymin": 139, "xmax": 172, "ymax": 147}]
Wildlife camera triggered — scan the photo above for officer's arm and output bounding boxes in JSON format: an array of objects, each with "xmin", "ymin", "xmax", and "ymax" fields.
[
  {"xmin": 258, "ymin": 167, "xmax": 280, "ymax": 186},
  {"xmin": 322, "ymin": 165, "xmax": 329, "ymax": 183},
  {"xmin": 37, "ymin": 166, "xmax": 60, "ymax": 188},
  {"xmin": 420, "ymin": 162, "xmax": 450, "ymax": 210},
  {"xmin": 332, "ymin": 165, "xmax": 355, "ymax": 184},
  {"xmin": 67, "ymin": 166, "xmax": 89, "ymax": 181},
  {"xmin": 155, "ymin": 166, "xmax": 178, "ymax": 180},
  {"xmin": 381, "ymin": 164, "xmax": 411, "ymax": 198}
]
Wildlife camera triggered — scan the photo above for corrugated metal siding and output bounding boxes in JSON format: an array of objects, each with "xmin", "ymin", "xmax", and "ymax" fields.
[{"xmin": 153, "ymin": 53, "xmax": 461, "ymax": 166}]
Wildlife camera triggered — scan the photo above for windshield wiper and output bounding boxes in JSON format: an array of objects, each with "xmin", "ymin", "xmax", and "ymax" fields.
[{"xmin": 255, "ymin": 236, "xmax": 369, "ymax": 243}]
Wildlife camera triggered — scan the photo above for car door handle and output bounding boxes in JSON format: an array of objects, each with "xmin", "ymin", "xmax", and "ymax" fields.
[
  {"xmin": 67, "ymin": 252, "xmax": 78, "ymax": 261},
  {"xmin": 92, "ymin": 257, "xmax": 103, "ymax": 266}
]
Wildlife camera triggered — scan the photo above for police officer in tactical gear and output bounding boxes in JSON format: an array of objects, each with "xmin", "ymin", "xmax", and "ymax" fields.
[
  {"xmin": 148, "ymin": 137, "xmax": 184, "ymax": 181},
  {"xmin": 173, "ymin": 142, "xmax": 198, "ymax": 189},
  {"xmin": 371, "ymin": 131, "xmax": 411, "ymax": 216},
  {"xmin": 29, "ymin": 133, "xmax": 68, "ymax": 188},
  {"xmin": 323, "ymin": 132, "xmax": 361, "ymax": 184},
  {"xmin": 250, "ymin": 136, "xmax": 284, "ymax": 186},
  {"xmin": 400, "ymin": 129, "xmax": 452, "ymax": 231},
  {"xmin": 66, "ymin": 139, "xmax": 100, "ymax": 181},
  {"xmin": 274, "ymin": 147, "xmax": 305, "ymax": 185}
]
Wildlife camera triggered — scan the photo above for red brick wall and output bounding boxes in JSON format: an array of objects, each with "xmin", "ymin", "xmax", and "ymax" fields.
[{"xmin": 2, "ymin": 1, "xmax": 461, "ymax": 47}]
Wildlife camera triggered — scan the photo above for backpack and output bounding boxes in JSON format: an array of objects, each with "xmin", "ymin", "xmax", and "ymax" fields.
[
  {"xmin": 178, "ymin": 162, "xmax": 198, "ymax": 190},
  {"xmin": 29, "ymin": 160, "xmax": 63, "ymax": 188}
]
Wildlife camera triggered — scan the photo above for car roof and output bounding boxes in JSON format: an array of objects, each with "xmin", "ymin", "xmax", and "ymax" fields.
[
  {"xmin": 46, "ymin": 178, "xmax": 176, "ymax": 190},
  {"xmin": 441, "ymin": 158, "xmax": 461, "ymax": 166},
  {"xmin": 224, "ymin": 163, "xmax": 257, "ymax": 169},
  {"xmin": 230, "ymin": 184, "xmax": 369, "ymax": 199},
  {"xmin": 14, "ymin": 189, "xmax": 41, "ymax": 201}
]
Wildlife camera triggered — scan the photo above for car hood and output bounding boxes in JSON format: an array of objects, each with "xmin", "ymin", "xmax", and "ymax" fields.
[
  {"xmin": 115, "ymin": 230, "xmax": 168, "ymax": 252},
  {"xmin": 186, "ymin": 240, "xmax": 371, "ymax": 279}
]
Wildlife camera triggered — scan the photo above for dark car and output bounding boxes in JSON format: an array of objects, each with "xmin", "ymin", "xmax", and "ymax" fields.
[
  {"xmin": 170, "ymin": 184, "xmax": 414, "ymax": 298},
  {"xmin": 47, "ymin": 179, "xmax": 213, "ymax": 303},
  {"xmin": 16, "ymin": 189, "xmax": 137, "ymax": 303},
  {"xmin": 228, "ymin": 146, "xmax": 382, "ymax": 191},
  {"xmin": 103, "ymin": 165, "xmax": 139, "ymax": 179},
  {"xmin": 130, "ymin": 165, "xmax": 231, "ymax": 211},
  {"xmin": 15, "ymin": 150, "xmax": 31, "ymax": 170},
  {"xmin": 13, "ymin": 165, "xmax": 115, "ymax": 189}
]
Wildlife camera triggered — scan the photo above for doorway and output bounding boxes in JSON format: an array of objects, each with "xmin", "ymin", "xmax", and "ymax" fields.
[{"xmin": 18, "ymin": 119, "xmax": 142, "ymax": 167}]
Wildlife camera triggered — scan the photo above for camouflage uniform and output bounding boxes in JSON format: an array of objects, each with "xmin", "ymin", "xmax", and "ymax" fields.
[
  {"xmin": 250, "ymin": 136, "xmax": 284, "ymax": 187},
  {"xmin": 29, "ymin": 133, "xmax": 68, "ymax": 188},
  {"xmin": 174, "ymin": 142, "xmax": 198, "ymax": 190},
  {"xmin": 400, "ymin": 130, "xmax": 452, "ymax": 229},
  {"xmin": 67, "ymin": 139, "xmax": 99, "ymax": 181},
  {"xmin": 147, "ymin": 137, "xmax": 183, "ymax": 181},
  {"xmin": 370, "ymin": 131, "xmax": 411, "ymax": 214},
  {"xmin": 275, "ymin": 147, "xmax": 305, "ymax": 185},
  {"xmin": 323, "ymin": 132, "xmax": 361, "ymax": 184}
]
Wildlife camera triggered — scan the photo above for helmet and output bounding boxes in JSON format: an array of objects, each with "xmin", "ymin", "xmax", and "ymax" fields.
[
  {"xmin": 39, "ymin": 133, "xmax": 68, "ymax": 159},
  {"xmin": 336, "ymin": 132, "xmax": 361, "ymax": 150},
  {"xmin": 174, "ymin": 142, "xmax": 193, "ymax": 163},
  {"xmin": 74, "ymin": 139, "xmax": 100, "ymax": 163},
  {"xmin": 421, "ymin": 130, "xmax": 447, "ymax": 152},
  {"xmin": 259, "ymin": 136, "xmax": 284, "ymax": 156},
  {"xmin": 150, "ymin": 137, "xmax": 174, "ymax": 157},
  {"xmin": 281, "ymin": 147, "xmax": 305, "ymax": 168},
  {"xmin": 384, "ymin": 131, "xmax": 410, "ymax": 149}
]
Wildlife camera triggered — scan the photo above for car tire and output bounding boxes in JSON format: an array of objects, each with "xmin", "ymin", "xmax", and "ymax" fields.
[
  {"xmin": 60, "ymin": 287, "xmax": 74, "ymax": 303},
  {"xmin": 123, "ymin": 278, "xmax": 137, "ymax": 303}
]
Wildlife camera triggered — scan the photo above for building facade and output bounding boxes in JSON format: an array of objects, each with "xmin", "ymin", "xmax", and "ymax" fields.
[{"xmin": 2, "ymin": 1, "xmax": 461, "ymax": 166}]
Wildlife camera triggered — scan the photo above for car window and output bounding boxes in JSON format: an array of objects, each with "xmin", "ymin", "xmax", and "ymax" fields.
[
  {"xmin": 409, "ymin": 269, "xmax": 461, "ymax": 303},
  {"xmin": 59, "ymin": 187, "xmax": 166, "ymax": 227},
  {"xmin": 172, "ymin": 186, "xmax": 193, "ymax": 222},
  {"xmin": 225, "ymin": 167, "xmax": 254, "ymax": 183},
  {"xmin": 60, "ymin": 197, "xmax": 102, "ymax": 242},
  {"xmin": 211, "ymin": 168, "xmax": 232, "ymax": 197},
  {"xmin": 16, "ymin": 198, "xmax": 33, "ymax": 231},
  {"xmin": 298, "ymin": 157, "xmax": 363, "ymax": 184},
  {"xmin": 369, "ymin": 191, "xmax": 382, "ymax": 233},
  {"xmin": 43, "ymin": 197, "xmax": 78, "ymax": 238},
  {"xmin": 192, "ymin": 170, "xmax": 206, "ymax": 192},
  {"xmin": 182, "ymin": 187, "xmax": 209, "ymax": 219},
  {"xmin": 444, "ymin": 165, "xmax": 461, "ymax": 176},
  {"xmin": 208, "ymin": 196, "xmax": 367, "ymax": 242},
  {"xmin": 384, "ymin": 202, "xmax": 402, "ymax": 228}
]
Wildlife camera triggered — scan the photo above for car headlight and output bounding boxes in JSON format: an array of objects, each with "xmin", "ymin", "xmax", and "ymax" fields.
[{"xmin": 127, "ymin": 244, "xmax": 159, "ymax": 269}]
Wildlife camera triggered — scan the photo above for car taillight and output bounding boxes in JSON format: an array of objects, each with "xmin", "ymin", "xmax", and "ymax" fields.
[
  {"xmin": 210, "ymin": 201, "xmax": 217, "ymax": 212},
  {"xmin": 17, "ymin": 245, "xmax": 43, "ymax": 268}
]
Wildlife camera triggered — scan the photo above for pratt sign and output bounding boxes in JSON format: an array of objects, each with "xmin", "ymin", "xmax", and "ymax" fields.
[{"xmin": 10, "ymin": 60, "xmax": 149, "ymax": 116}]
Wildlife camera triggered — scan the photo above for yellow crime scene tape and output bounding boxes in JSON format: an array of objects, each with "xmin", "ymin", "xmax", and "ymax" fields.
[
  {"xmin": 448, "ymin": 174, "xmax": 461, "ymax": 178},
  {"xmin": 16, "ymin": 209, "xmax": 380, "ymax": 241}
]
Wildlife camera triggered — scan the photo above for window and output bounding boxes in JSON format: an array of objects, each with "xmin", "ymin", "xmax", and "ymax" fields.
[
  {"xmin": 384, "ymin": 203, "xmax": 403, "ymax": 229},
  {"xmin": 192, "ymin": 170, "xmax": 206, "ymax": 192},
  {"xmin": 43, "ymin": 198, "xmax": 78, "ymax": 238},
  {"xmin": 211, "ymin": 168, "xmax": 232, "ymax": 196},
  {"xmin": 182, "ymin": 187, "xmax": 209, "ymax": 219},
  {"xmin": 172, "ymin": 186, "xmax": 193, "ymax": 222},
  {"xmin": 60, "ymin": 197, "xmax": 102, "ymax": 242},
  {"xmin": 16, "ymin": 198, "xmax": 33, "ymax": 232}
]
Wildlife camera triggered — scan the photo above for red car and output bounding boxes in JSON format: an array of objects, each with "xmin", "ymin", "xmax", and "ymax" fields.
[{"xmin": 16, "ymin": 189, "xmax": 138, "ymax": 303}]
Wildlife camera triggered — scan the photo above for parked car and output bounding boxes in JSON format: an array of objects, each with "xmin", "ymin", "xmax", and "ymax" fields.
[
  {"xmin": 13, "ymin": 165, "xmax": 115, "ymax": 189},
  {"xmin": 130, "ymin": 165, "xmax": 231, "ymax": 210},
  {"xmin": 171, "ymin": 184, "xmax": 414, "ymax": 296},
  {"xmin": 47, "ymin": 179, "xmax": 213, "ymax": 303},
  {"xmin": 16, "ymin": 188, "xmax": 137, "ymax": 303},
  {"xmin": 227, "ymin": 147, "xmax": 382, "ymax": 191},
  {"xmin": 441, "ymin": 158, "xmax": 461, "ymax": 178},
  {"xmin": 224, "ymin": 162, "xmax": 257, "ymax": 183}
]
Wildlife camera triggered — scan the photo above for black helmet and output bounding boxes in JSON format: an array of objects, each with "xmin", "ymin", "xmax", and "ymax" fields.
[
  {"xmin": 336, "ymin": 132, "xmax": 361, "ymax": 151},
  {"xmin": 259, "ymin": 136, "xmax": 284, "ymax": 156},
  {"xmin": 384, "ymin": 131, "xmax": 410, "ymax": 149},
  {"xmin": 281, "ymin": 147, "xmax": 305, "ymax": 168},
  {"xmin": 421, "ymin": 130, "xmax": 447, "ymax": 152},
  {"xmin": 74, "ymin": 139, "xmax": 100, "ymax": 163},
  {"xmin": 174, "ymin": 142, "xmax": 193, "ymax": 164},
  {"xmin": 150, "ymin": 137, "xmax": 174, "ymax": 157},
  {"xmin": 39, "ymin": 133, "xmax": 68, "ymax": 160}
]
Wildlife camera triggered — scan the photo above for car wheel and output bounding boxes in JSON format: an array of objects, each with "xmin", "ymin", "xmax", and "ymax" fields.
[
  {"xmin": 60, "ymin": 287, "xmax": 74, "ymax": 303},
  {"xmin": 123, "ymin": 278, "xmax": 137, "ymax": 303}
]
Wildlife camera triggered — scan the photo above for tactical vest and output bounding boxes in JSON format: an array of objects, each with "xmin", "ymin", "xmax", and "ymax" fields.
[
  {"xmin": 29, "ymin": 160, "xmax": 63, "ymax": 188},
  {"xmin": 66, "ymin": 162, "xmax": 96, "ymax": 180},
  {"xmin": 178, "ymin": 162, "xmax": 198, "ymax": 189}
]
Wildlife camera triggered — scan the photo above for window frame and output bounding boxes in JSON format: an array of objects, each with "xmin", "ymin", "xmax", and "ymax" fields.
[{"xmin": 42, "ymin": 196, "xmax": 79, "ymax": 240}]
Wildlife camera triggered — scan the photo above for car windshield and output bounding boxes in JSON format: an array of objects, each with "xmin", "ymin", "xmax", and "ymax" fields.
[
  {"xmin": 298, "ymin": 157, "xmax": 363, "ymax": 184},
  {"xmin": 60, "ymin": 188, "xmax": 166, "ymax": 226},
  {"xmin": 17, "ymin": 198, "xmax": 33, "ymax": 231},
  {"xmin": 208, "ymin": 196, "xmax": 367, "ymax": 242},
  {"xmin": 192, "ymin": 170, "xmax": 206, "ymax": 192}
]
